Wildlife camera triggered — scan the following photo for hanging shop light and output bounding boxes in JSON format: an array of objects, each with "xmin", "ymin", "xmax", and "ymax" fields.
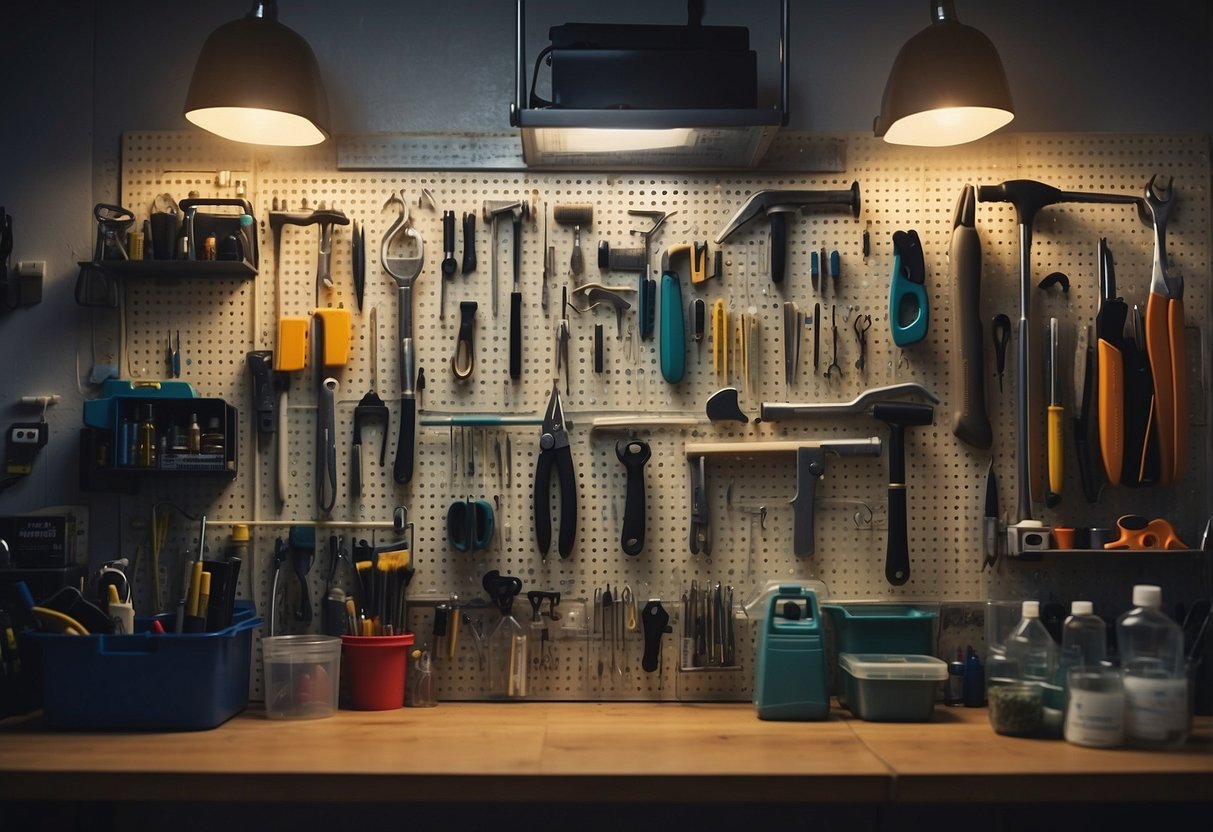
[
  {"xmin": 184, "ymin": 1, "xmax": 330, "ymax": 146},
  {"xmin": 874, "ymin": 0, "xmax": 1014, "ymax": 147}
]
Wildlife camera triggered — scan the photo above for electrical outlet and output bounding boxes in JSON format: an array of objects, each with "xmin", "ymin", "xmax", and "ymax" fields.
[{"xmin": 5, "ymin": 421, "xmax": 47, "ymax": 475}]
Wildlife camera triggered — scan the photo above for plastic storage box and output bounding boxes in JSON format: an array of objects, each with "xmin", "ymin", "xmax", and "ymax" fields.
[
  {"xmin": 29, "ymin": 600, "xmax": 260, "ymax": 730},
  {"xmin": 821, "ymin": 604, "xmax": 935, "ymax": 655},
  {"xmin": 262, "ymin": 634, "xmax": 341, "ymax": 719},
  {"xmin": 839, "ymin": 653, "xmax": 948, "ymax": 722}
]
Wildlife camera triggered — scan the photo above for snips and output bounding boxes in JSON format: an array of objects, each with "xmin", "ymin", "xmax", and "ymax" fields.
[{"xmin": 533, "ymin": 384, "xmax": 577, "ymax": 558}]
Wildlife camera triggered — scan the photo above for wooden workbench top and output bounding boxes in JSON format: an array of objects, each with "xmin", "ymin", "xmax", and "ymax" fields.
[{"xmin": 1, "ymin": 703, "xmax": 1209, "ymax": 805}]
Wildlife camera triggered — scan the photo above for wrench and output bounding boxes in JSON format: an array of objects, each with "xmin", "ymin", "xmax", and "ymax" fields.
[
  {"xmin": 1139, "ymin": 175, "xmax": 1186, "ymax": 484},
  {"xmin": 381, "ymin": 191, "xmax": 425, "ymax": 484}
]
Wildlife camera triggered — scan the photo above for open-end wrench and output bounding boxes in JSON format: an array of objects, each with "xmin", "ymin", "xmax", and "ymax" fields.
[
  {"xmin": 616, "ymin": 439, "xmax": 651, "ymax": 556},
  {"xmin": 1139, "ymin": 175, "xmax": 1186, "ymax": 484},
  {"xmin": 381, "ymin": 191, "xmax": 425, "ymax": 484}
]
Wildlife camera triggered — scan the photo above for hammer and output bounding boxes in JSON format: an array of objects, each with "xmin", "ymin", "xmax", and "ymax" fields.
[
  {"xmin": 714, "ymin": 183, "xmax": 861, "ymax": 285},
  {"xmin": 270, "ymin": 207, "xmax": 350, "ymax": 294},
  {"xmin": 872, "ymin": 401, "xmax": 935, "ymax": 586},
  {"xmin": 482, "ymin": 200, "xmax": 527, "ymax": 319}
]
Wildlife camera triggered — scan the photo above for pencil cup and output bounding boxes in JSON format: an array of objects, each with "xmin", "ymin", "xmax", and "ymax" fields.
[
  {"xmin": 262, "ymin": 635, "xmax": 341, "ymax": 719},
  {"xmin": 341, "ymin": 633, "xmax": 414, "ymax": 710}
]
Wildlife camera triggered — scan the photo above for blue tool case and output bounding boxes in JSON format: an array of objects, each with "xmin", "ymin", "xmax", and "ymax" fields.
[{"xmin": 26, "ymin": 600, "xmax": 260, "ymax": 730}]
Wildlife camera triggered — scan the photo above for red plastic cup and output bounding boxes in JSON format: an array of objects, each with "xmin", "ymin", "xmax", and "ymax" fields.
[{"xmin": 341, "ymin": 633, "xmax": 415, "ymax": 710}]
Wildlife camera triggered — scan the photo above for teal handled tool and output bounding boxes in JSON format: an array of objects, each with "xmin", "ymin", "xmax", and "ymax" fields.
[
  {"xmin": 446, "ymin": 497, "xmax": 495, "ymax": 553},
  {"xmin": 754, "ymin": 584, "xmax": 828, "ymax": 721},
  {"xmin": 890, "ymin": 229, "xmax": 928, "ymax": 346},
  {"xmin": 659, "ymin": 249, "xmax": 686, "ymax": 383}
]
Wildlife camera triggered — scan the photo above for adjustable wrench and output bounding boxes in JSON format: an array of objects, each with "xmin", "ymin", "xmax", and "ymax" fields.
[{"xmin": 382, "ymin": 191, "xmax": 425, "ymax": 484}]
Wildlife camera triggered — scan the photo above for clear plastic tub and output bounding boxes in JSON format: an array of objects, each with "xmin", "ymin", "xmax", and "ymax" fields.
[
  {"xmin": 838, "ymin": 653, "xmax": 947, "ymax": 721},
  {"xmin": 262, "ymin": 635, "xmax": 341, "ymax": 719}
]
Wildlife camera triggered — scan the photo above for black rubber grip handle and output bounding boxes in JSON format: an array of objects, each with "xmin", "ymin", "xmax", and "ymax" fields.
[
  {"xmin": 949, "ymin": 224, "xmax": 992, "ymax": 449},
  {"xmin": 394, "ymin": 396, "xmax": 415, "ymax": 483},
  {"xmin": 617, "ymin": 440, "xmax": 651, "ymax": 556},
  {"xmin": 594, "ymin": 324, "xmax": 604, "ymax": 373},
  {"xmin": 641, "ymin": 600, "xmax": 670, "ymax": 673},
  {"xmin": 769, "ymin": 211, "xmax": 787, "ymax": 284},
  {"xmin": 885, "ymin": 486, "xmax": 910, "ymax": 585},
  {"xmin": 246, "ymin": 350, "xmax": 275, "ymax": 434},
  {"xmin": 509, "ymin": 290, "xmax": 522, "ymax": 380},
  {"xmin": 461, "ymin": 212, "xmax": 477, "ymax": 274},
  {"xmin": 1074, "ymin": 432, "xmax": 1098, "ymax": 503},
  {"xmin": 351, "ymin": 442, "xmax": 362, "ymax": 497},
  {"xmin": 556, "ymin": 448, "xmax": 577, "ymax": 558}
]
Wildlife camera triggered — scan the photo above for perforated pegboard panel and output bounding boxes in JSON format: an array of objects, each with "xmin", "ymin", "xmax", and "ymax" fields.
[{"xmin": 113, "ymin": 131, "xmax": 1211, "ymax": 703}]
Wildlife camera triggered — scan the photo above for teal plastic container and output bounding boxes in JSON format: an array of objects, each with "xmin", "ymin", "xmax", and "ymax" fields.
[
  {"xmin": 820, "ymin": 604, "xmax": 935, "ymax": 655},
  {"xmin": 754, "ymin": 585, "xmax": 829, "ymax": 721}
]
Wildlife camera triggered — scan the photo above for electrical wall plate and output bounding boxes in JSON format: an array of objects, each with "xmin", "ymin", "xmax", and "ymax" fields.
[{"xmin": 4, "ymin": 421, "xmax": 47, "ymax": 475}]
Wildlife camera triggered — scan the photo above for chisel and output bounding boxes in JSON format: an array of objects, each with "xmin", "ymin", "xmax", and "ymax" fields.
[{"xmin": 1072, "ymin": 323, "xmax": 1099, "ymax": 503}]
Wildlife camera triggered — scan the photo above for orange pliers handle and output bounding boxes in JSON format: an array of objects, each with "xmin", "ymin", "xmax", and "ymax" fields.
[
  {"xmin": 1097, "ymin": 338, "xmax": 1124, "ymax": 485},
  {"xmin": 1104, "ymin": 515, "xmax": 1189, "ymax": 550}
]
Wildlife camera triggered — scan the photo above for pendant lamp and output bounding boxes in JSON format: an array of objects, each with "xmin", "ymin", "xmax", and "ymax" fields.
[
  {"xmin": 184, "ymin": 1, "xmax": 329, "ymax": 146},
  {"xmin": 874, "ymin": 0, "xmax": 1013, "ymax": 147}
]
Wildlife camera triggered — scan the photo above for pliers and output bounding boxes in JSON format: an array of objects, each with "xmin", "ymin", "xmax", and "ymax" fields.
[
  {"xmin": 1139, "ymin": 174, "xmax": 1186, "ymax": 484},
  {"xmin": 533, "ymin": 384, "xmax": 577, "ymax": 558}
]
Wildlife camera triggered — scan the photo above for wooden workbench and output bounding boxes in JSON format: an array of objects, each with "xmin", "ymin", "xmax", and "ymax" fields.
[{"xmin": 1, "ymin": 703, "xmax": 1210, "ymax": 806}]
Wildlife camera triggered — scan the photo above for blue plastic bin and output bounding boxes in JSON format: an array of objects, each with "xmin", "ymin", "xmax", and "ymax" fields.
[
  {"xmin": 820, "ymin": 604, "xmax": 935, "ymax": 655},
  {"xmin": 29, "ymin": 600, "xmax": 260, "ymax": 730}
]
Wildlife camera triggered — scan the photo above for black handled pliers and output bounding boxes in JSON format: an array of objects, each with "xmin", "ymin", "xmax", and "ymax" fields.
[{"xmin": 533, "ymin": 384, "xmax": 577, "ymax": 558}]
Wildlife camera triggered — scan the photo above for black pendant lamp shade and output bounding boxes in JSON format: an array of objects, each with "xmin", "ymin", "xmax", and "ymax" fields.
[
  {"xmin": 874, "ymin": 0, "xmax": 1013, "ymax": 147},
  {"xmin": 184, "ymin": 2, "xmax": 330, "ymax": 146}
]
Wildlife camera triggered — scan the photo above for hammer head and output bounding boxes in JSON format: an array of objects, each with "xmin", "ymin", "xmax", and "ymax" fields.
[
  {"xmin": 871, "ymin": 401, "xmax": 934, "ymax": 429},
  {"xmin": 483, "ymin": 200, "xmax": 527, "ymax": 223}
]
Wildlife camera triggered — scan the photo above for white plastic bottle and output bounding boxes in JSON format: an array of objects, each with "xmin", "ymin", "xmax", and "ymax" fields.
[
  {"xmin": 1061, "ymin": 602, "xmax": 1122, "ymax": 748},
  {"xmin": 1116, "ymin": 585, "xmax": 1188, "ymax": 748},
  {"xmin": 1058, "ymin": 601, "xmax": 1107, "ymax": 681},
  {"xmin": 1005, "ymin": 600, "xmax": 1057, "ymax": 684}
]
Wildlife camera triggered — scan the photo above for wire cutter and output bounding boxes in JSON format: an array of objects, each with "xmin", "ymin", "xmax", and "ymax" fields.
[{"xmin": 533, "ymin": 384, "xmax": 577, "ymax": 558}]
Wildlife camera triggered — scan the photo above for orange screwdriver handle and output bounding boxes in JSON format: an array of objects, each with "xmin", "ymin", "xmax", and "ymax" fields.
[
  {"xmin": 1169, "ymin": 297, "xmax": 1187, "ymax": 482},
  {"xmin": 1097, "ymin": 338, "xmax": 1124, "ymax": 486},
  {"xmin": 1144, "ymin": 291, "xmax": 1174, "ymax": 484}
]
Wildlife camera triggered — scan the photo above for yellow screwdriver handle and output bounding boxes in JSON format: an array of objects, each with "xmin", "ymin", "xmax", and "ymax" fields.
[{"xmin": 1047, "ymin": 404, "xmax": 1064, "ymax": 495}]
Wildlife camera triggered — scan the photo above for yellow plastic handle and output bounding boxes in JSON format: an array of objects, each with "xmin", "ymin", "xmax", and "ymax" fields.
[{"xmin": 1047, "ymin": 404, "xmax": 1064, "ymax": 495}]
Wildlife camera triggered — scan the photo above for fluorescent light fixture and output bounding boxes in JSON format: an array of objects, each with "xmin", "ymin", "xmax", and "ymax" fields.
[
  {"xmin": 511, "ymin": 0, "xmax": 789, "ymax": 169},
  {"xmin": 875, "ymin": 0, "xmax": 1014, "ymax": 147},
  {"xmin": 532, "ymin": 128, "xmax": 695, "ymax": 154},
  {"xmin": 184, "ymin": 1, "xmax": 329, "ymax": 147}
]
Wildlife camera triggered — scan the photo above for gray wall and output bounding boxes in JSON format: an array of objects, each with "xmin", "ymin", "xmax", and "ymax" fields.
[{"xmin": 1, "ymin": 0, "xmax": 1211, "ymax": 529}]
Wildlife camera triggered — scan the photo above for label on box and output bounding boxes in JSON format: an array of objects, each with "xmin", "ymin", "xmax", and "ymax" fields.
[{"xmin": 0, "ymin": 515, "xmax": 73, "ymax": 568}]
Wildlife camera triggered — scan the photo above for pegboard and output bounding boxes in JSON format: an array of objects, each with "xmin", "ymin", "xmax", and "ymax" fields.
[{"xmin": 110, "ymin": 130, "xmax": 1211, "ymax": 703}]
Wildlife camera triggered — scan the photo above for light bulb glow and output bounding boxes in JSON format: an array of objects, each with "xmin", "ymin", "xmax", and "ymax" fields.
[
  {"xmin": 185, "ymin": 106, "xmax": 327, "ymax": 147},
  {"xmin": 882, "ymin": 106, "xmax": 1013, "ymax": 147}
]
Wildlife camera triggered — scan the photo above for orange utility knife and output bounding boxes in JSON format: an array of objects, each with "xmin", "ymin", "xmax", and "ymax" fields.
[
  {"xmin": 1095, "ymin": 238, "xmax": 1125, "ymax": 486},
  {"xmin": 1139, "ymin": 174, "xmax": 1186, "ymax": 485}
]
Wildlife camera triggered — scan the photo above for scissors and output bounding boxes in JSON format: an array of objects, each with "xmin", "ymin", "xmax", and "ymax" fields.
[
  {"xmin": 446, "ymin": 497, "xmax": 495, "ymax": 552},
  {"xmin": 533, "ymin": 383, "xmax": 577, "ymax": 559}
]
